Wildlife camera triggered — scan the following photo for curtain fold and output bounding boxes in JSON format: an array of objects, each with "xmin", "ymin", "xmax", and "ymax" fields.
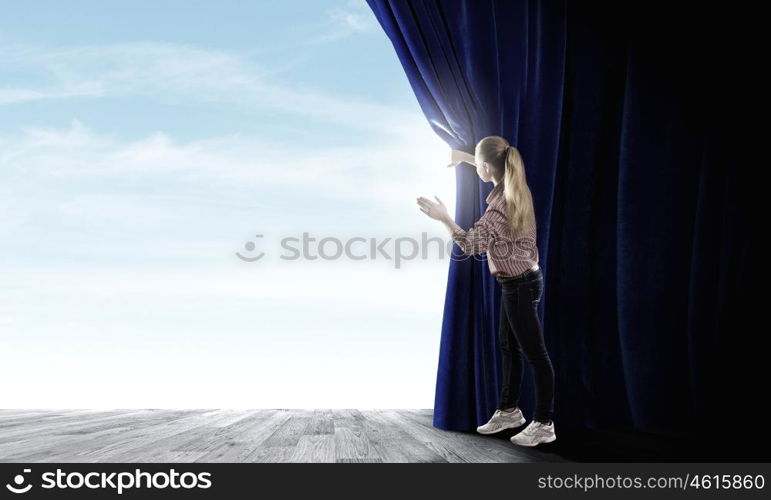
[{"xmin": 367, "ymin": 0, "xmax": 750, "ymax": 434}]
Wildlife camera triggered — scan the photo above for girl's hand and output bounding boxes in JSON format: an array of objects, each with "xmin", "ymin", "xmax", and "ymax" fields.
[
  {"xmin": 417, "ymin": 196, "xmax": 450, "ymax": 222},
  {"xmin": 447, "ymin": 149, "xmax": 476, "ymax": 168}
]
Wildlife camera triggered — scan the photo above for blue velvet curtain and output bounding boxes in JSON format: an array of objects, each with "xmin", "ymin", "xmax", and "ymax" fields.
[{"xmin": 366, "ymin": 0, "xmax": 751, "ymax": 434}]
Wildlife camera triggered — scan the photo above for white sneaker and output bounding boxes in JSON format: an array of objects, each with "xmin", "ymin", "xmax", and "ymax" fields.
[
  {"xmin": 476, "ymin": 408, "xmax": 526, "ymax": 435},
  {"xmin": 510, "ymin": 420, "xmax": 556, "ymax": 446}
]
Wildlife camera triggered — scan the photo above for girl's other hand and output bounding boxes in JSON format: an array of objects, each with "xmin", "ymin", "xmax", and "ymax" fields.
[{"xmin": 417, "ymin": 196, "xmax": 450, "ymax": 222}]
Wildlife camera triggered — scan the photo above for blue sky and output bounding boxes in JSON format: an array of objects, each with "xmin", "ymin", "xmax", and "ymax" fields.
[
  {"xmin": 0, "ymin": 0, "xmax": 419, "ymax": 141},
  {"xmin": 0, "ymin": 1, "xmax": 457, "ymax": 407}
]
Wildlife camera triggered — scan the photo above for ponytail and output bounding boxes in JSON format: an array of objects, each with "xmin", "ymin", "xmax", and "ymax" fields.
[
  {"xmin": 475, "ymin": 136, "xmax": 536, "ymax": 236},
  {"xmin": 502, "ymin": 145, "xmax": 535, "ymax": 235}
]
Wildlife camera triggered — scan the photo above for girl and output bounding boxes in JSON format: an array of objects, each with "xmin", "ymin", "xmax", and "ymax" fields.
[{"xmin": 416, "ymin": 136, "xmax": 556, "ymax": 447}]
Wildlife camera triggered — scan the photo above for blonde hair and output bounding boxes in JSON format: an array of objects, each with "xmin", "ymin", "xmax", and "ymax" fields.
[{"xmin": 475, "ymin": 136, "xmax": 535, "ymax": 235}]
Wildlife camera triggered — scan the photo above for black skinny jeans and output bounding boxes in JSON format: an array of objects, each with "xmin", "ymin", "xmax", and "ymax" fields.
[{"xmin": 496, "ymin": 267, "xmax": 555, "ymax": 423}]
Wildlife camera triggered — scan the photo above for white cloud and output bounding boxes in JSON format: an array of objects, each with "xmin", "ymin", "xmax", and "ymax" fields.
[
  {"xmin": 0, "ymin": 41, "xmax": 419, "ymax": 135},
  {"xmin": 316, "ymin": 1, "xmax": 379, "ymax": 41},
  {"xmin": 0, "ymin": 33, "xmax": 460, "ymax": 408},
  {"xmin": 0, "ymin": 40, "xmax": 456, "ymax": 244},
  {"xmin": 0, "ymin": 118, "xmax": 453, "ymax": 211}
]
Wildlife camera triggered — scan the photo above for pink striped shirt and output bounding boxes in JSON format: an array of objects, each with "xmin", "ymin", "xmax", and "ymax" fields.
[{"xmin": 451, "ymin": 182, "xmax": 539, "ymax": 277}]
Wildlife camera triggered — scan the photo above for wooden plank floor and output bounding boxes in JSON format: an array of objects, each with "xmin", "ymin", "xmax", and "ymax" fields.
[{"xmin": 0, "ymin": 409, "xmax": 569, "ymax": 463}]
